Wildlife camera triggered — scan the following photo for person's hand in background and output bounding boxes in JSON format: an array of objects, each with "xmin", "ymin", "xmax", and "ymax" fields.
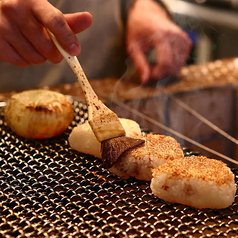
[
  {"xmin": 126, "ymin": 0, "xmax": 192, "ymax": 84},
  {"xmin": 0, "ymin": 0, "xmax": 92, "ymax": 67}
]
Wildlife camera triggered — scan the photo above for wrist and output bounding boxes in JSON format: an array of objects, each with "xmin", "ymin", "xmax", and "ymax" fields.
[
  {"xmin": 135, "ymin": 0, "xmax": 171, "ymax": 18},
  {"xmin": 121, "ymin": 0, "xmax": 136, "ymax": 26},
  {"xmin": 121, "ymin": 0, "xmax": 172, "ymax": 27}
]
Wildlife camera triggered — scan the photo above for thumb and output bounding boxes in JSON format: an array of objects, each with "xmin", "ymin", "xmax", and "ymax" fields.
[{"xmin": 65, "ymin": 12, "xmax": 93, "ymax": 34}]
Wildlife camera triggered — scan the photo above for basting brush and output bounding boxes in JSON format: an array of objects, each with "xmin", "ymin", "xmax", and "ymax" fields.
[{"xmin": 48, "ymin": 31, "xmax": 144, "ymax": 168}]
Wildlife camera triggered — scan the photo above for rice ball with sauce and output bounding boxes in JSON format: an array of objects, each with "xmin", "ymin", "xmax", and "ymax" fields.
[
  {"xmin": 150, "ymin": 156, "xmax": 236, "ymax": 209},
  {"xmin": 69, "ymin": 118, "xmax": 142, "ymax": 159}
]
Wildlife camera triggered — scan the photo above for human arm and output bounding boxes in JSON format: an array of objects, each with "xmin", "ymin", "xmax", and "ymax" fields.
[
  {"xmin": 0, "ymin": 0, "xmax": 92, "ymax": 67},
  {"xmin": 126, "ymin": 0, "xmax": 192, "ymax": 84}
]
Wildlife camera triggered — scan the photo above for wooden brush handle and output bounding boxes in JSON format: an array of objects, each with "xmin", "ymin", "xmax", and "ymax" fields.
[
  {"xmin": 48, "ymin": 31, "xmax": 98, "ymax": 117},
  {"xmin": 48, "ymin": 31, "xmax": 125, "ymax": 142}
]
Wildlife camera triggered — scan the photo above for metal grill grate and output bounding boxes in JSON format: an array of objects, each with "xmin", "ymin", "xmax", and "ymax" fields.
[{"xmin": 0, "ymin": 100, "xmax": 237, "ymax": 237}]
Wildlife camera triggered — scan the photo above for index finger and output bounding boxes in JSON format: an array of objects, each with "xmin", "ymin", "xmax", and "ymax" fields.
[
  {"xmin": 33, "ymin": 1, "xmax": 80, "ymax": 56},
  {"xmin": 127, "ymin": 42, "xmax": 150, "ymax": 84}
]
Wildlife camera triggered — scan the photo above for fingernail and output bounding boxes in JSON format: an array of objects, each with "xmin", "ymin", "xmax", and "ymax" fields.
[{"xmin": 69, "ymin": 43, "xmax": 80, "ymax": 56}]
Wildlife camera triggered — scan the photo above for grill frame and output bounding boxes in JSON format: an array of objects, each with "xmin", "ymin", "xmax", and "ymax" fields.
[{"xmin": 0, "ymin": 100, "xmax": 237, "ymax": 238}]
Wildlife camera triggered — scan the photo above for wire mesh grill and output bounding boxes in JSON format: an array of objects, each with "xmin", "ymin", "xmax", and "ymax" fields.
[{"xmin": 0, "ymin": 100, "xmax": 237, "ymax": 238}]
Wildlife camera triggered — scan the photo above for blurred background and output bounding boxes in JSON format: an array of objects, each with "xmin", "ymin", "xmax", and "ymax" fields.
[{"xmin": 164, "ymin": 0, "xmax": 238, "ymax": 64}]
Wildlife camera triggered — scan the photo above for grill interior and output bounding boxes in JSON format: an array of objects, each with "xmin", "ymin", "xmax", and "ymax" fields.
[{"xmin": 0, "ymin": 100, "xmax": 237, "ymax": 238}]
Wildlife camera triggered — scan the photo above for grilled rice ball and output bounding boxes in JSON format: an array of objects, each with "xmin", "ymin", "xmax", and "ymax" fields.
[
  {"xmin": 109, "ymin": 134, "xmax": 185, "ymax": 181},
  {"xmin": 150, "ymin": 156, "xmax": 236, "ymax": 209},
  {"xmin": 69, "ymin": 118, "xmax": 142, "ymax": 159},
  {"xmin": 5, "ymin": 89, "xmax": 74, "ymax": 139}
]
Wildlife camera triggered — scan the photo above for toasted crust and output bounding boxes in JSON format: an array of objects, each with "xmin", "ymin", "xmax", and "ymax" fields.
[
  {"xmin": 151, "ymin": 156, "xmax": 236, "ymax": 209},
  {"xmin": 110, "ymin": 134, "xmax": 184, "ymax": 181},
  {"xmin": 122, "ymin": 134, "xmax": 184, "ymax": 161},
  {"xmin": 152, "ymin": 156, "xmax": 234, "ymax": 186}
]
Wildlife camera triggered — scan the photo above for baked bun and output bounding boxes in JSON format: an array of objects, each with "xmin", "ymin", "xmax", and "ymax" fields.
[{"xmin": 5, "ymin": 89, "xmax": 74, "ymax": 139}]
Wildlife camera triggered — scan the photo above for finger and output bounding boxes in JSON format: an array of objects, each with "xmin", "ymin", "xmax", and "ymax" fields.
[
  {"xmin": 65, "ymin": 12, "xmax": 93, "ymax": 34},
  {"xmin": 0, "ymin": 40, "xmax": 30, "ymax": 67},
  {"xmin": 4, "ymin": 21, "xmax": 47, "ymax": 65},
  {"xmin": 151, "ymin": 42, "xmax": 173, "ymax": 80},
  {"xmin": 173, "ymin": 34, "xmax": 192, "ymax": 69},
  {"xmin": 0, "ymin": 0, "xmax": 48, "ymax": 65},
  {"xmin": 18, "ymin": 14, "xmax": 63, "ymax": 64},
  {"xmin": 33, "ymin": 1, "xmax": 80, "ymax": 56},
  {"xmin": 127, "ymin": 42, "xmax": 150, "ymax": 84},
  {"xmin": 23, "ymin": 12, "xmax": 93, "ymax": 63}
]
